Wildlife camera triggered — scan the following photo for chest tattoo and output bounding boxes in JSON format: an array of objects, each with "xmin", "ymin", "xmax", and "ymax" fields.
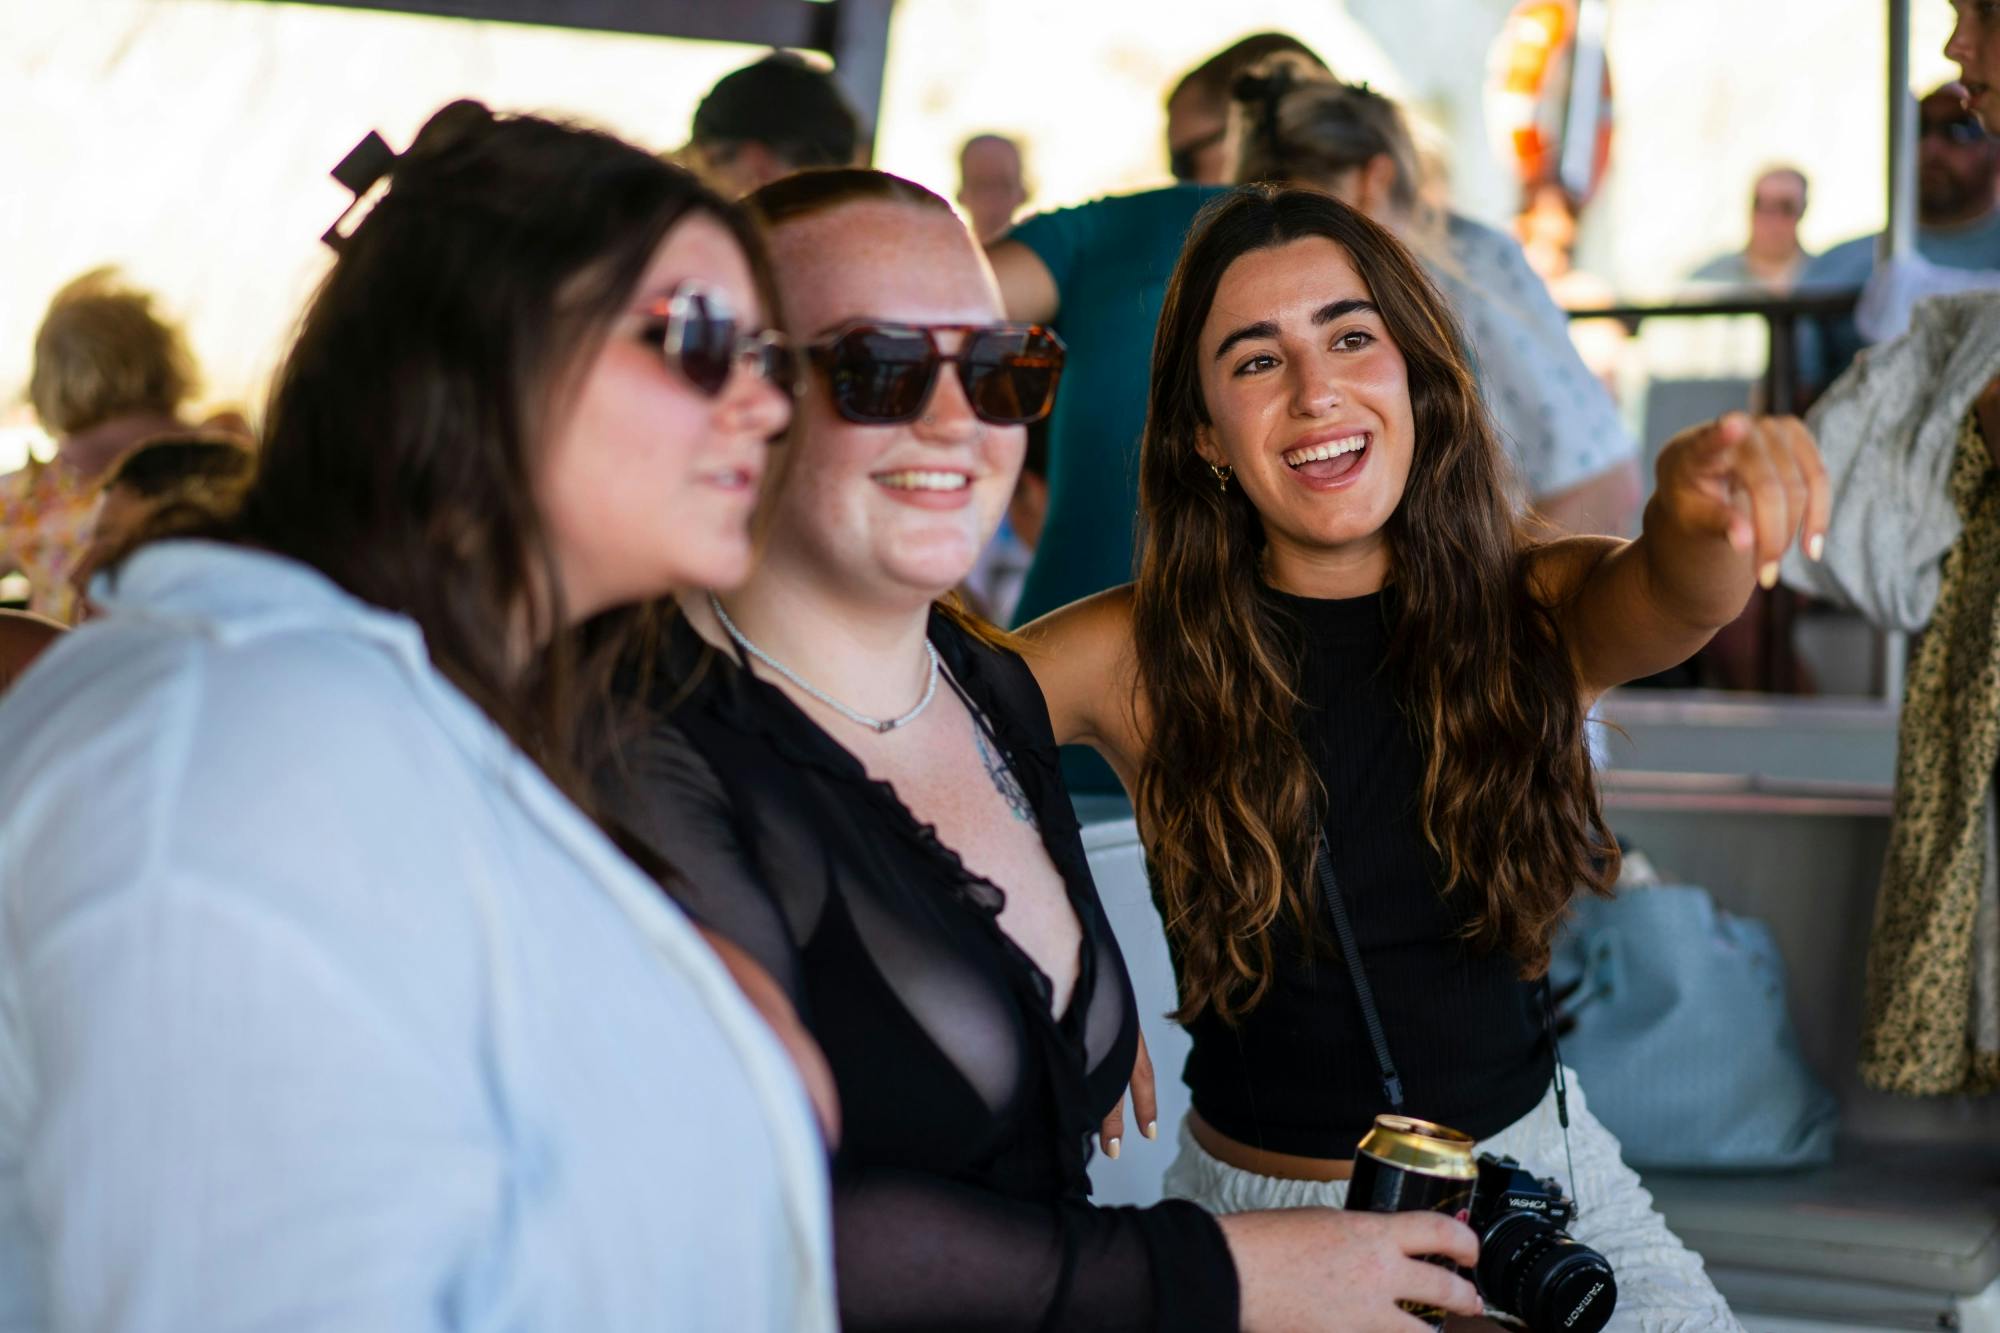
[{"xmin": 973, "ymin": 714, "xmax": 1037, "ymax": 825}]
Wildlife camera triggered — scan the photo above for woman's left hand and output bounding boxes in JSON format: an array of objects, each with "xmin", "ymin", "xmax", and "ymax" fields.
[
  {"xmin": 1652, "ymin": 411, "xmax": 1829, "ymax": 592},
  {"xmin": 1098, "ymin": 1029, "xmax": 1159, "ymax": 1160},
  {"xmin": 1551, "ymin": 412, "xmax": 1831, "ymax": 699}
]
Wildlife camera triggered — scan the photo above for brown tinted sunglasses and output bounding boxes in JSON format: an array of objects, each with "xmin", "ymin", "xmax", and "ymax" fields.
[{"xmin": 805, "ymin": 322, "xmax": 1065, "ymax": 426}]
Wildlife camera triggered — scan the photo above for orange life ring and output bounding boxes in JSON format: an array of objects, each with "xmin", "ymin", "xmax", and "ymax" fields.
[{"xmin": 1486, "ymin": 0, "xmax": 1615, "ymax": 201}]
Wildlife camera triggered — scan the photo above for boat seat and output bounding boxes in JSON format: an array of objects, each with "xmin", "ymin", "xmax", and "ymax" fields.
[{"xmin": 1645, "ymin": 1142, "xmax": 2000, "ymax": 1328}]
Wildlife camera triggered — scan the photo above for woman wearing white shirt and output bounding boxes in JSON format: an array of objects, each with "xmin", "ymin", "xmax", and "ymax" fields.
[{"xmin": 0, "ymin": 101, "xmax": 834, "ymax": 1331}]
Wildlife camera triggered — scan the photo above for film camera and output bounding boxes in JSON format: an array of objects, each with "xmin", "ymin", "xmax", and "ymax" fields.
[{"xmin": 1466, "ymin": 1153, "xmax": 1616, "ymax": 1333}]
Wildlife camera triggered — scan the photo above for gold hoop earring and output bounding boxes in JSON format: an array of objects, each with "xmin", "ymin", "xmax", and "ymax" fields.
[{"xmin": 1209, "ymin": 462, "xmax": 1233, "ymax": 492}]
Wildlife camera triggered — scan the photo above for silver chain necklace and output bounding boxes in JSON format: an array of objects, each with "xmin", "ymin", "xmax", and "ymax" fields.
[{"xmin": 707, "ymin": 591, "xmax": 941, "ymax": 734}]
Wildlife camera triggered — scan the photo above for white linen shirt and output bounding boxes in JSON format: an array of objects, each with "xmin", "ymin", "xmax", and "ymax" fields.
[{"xmin": 0, "ymin": 541, "xmax": 835, "ymax": 1332}]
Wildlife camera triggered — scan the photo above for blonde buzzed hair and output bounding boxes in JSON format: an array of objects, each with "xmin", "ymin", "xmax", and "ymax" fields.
[{"xmin": 28, "ymin": 268, "xmax": 197, "ymax": 437}]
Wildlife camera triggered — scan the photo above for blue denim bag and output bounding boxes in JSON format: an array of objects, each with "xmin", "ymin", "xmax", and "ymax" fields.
[{"xmin": 1549, "ymin": 883, "xmax": 1838, "ymax": 1171}]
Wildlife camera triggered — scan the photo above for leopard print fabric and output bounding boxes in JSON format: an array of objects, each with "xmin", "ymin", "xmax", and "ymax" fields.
[{"xmin": 1861, "ymin": 411, "xmax": 2000, "ymax": 1095}]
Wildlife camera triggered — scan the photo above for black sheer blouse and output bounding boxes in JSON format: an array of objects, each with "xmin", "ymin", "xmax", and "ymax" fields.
[{"xmin": 602, "ymin": 611, "xmax": 1238, "ymax": 1332}]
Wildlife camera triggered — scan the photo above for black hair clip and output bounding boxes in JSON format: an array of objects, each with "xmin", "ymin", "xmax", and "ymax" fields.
[
  {"xmin": 1230, "ymin": 65, "xmax": 1297, "ymax": 149},
  {"xmin": 320, "ymin": 130, "xmax": 397, "ymax": 252}
]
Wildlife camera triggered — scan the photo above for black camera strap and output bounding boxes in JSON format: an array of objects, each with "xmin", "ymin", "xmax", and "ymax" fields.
[
  {"xmin": 1314, "ymin": 830, "xmax": 1405, "ymax": 1111},
  {"xmin": 1314, "ymin": 828, "xmax": 1583, "ymax": 1212},
  {"xmin": 1540, "ymin": 975, "xmax": 1582, "ymax": 1214}
]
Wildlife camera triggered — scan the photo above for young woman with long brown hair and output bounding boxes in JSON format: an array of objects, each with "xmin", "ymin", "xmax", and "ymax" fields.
[{"xmin": 1023, "ymin": 185, "xmax": 1826, "ymax": 1329}]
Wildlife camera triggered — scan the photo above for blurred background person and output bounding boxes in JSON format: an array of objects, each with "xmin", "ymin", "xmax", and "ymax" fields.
[
  {"xmin": 685, "ymin": 51, "xmax": 863, "ymax": 197},
  {"xmin": 1801, "ymin": 83, "xmax": 2000, "ymax": 387},
  {"xmin": 1513, "ymin": 180, "xmax": 1632, "ymax": 400},
  {"xmin": 957, "ymin": 132, "xmax": 1031, "ymax": 243},
  {"xmin": 68, "ymin": 432, "xmax": 255, "ymax": 616},
  {"xmin": 2, "ymin": 268, "xmax": 200, "ymax": 622},
  {"xmin": 1164, "ymin": 31, "xmax": 1330, "ymax": 184},
  {"xmin": 1689, "ymin": 166, "xmax": 1815, "ymax": 294}
]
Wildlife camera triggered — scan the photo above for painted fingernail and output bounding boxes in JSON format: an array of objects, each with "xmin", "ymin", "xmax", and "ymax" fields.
[
  {"xmin": 1807, "ymin": 532, "xmax": 1825, "ymax": 561},
  {"xmin": 1759, "ymin": 561, "xmax": 1779, "ymax": 589},
  {"xmin": 1105, "ymin": 1136, "xmax": 1121, "ymax": 1159},
  {"xmin": 1143, "ymin": 1120, "xmax": 1158, "ymax": 1141}
]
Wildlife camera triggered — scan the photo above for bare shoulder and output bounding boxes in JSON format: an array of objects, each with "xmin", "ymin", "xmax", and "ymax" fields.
[
  {"xmin": 1522, "ymin": 534, "xmax": 1625, "ymax": 609},
  {"xmin": 1018, "ymin": 584, "xmax": 1135, "ymax": 670},
  {"xmin": 1016, "ymin": 585, "xmax": 1142, "ymax": 756}
]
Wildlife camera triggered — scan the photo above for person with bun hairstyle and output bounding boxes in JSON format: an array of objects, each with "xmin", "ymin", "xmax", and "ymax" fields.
[
  {"xmin": 0, "ymin": 102, "xmax": 835, "ymax": 1330},
  {"xmin": 1021, "ymin": 186, "xmax": 1824, "ymax": 1329},
  {"xmin": 601, "ymin": 168, "xmax": 1487, "ymax": 1333}
]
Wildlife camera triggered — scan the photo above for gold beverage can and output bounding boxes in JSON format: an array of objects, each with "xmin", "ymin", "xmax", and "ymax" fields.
[{"xmin": 1345, "ymin": 1115, "xmax": 1478, "ymax": 1327}]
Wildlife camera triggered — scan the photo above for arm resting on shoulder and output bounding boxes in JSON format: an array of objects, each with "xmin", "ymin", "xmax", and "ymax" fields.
[{"xmin": 1015, "ymin": 586, "xmax": 1147, "ymax": 787}]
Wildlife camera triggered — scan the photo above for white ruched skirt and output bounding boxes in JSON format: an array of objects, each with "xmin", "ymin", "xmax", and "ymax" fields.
[{"xmin": 1161, "ymin": 1068, "xmax": 1744, "ymax": 1332}]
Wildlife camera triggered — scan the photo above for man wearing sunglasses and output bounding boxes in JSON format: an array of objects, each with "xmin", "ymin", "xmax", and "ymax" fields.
[
  {"xmin": 1798, "ymin": 83, "xmax": 2000, "ymax": 390},
  {"xmin": 1689, "ymin": 166, "xmax": 1814, "ymax": 296}
]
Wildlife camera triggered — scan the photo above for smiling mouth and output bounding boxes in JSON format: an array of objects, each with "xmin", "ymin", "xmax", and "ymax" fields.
[
  {"xmin": 1282, "ymin": 433, "xmax": 1370, "ymax": 480},
  {"xmin": 873, "ymin": 469, "xmax": 972, "ymax": 492}
]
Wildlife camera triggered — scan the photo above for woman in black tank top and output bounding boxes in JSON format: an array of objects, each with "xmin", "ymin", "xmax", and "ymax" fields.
[{"xmin": 1022, "ymin": 186, "xmax": 1826, "ymax": 1330}]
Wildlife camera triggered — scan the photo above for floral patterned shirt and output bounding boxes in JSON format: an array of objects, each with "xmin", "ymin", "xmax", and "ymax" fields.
[{"xmin": 0, "ymin": 458, "xmax": 100, "ymax": 623}]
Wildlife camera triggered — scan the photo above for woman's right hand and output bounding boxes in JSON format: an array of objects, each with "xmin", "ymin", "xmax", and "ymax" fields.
[{"xmin": 1217, "ymin": 1207, "xmax": 1482, "ymax": 1332}]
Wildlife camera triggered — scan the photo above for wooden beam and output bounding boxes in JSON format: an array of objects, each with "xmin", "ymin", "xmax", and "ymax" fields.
[
  {"xmin": 265, "ymin": 0, "xmax": 829, "ymax": 48},
  {"xmin": 254, "ymin": 0, "xmax": 899, "ymax": 137}
]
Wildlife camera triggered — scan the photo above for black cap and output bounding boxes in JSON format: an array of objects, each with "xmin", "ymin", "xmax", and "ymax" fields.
[{"xmin": 691, "ymin": 53, "xmax": 860, "ymax": 169}]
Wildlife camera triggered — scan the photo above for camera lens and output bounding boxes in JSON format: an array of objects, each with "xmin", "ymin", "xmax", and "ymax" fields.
[
  {"xmin": 1519, "ymin": 1235, "xmax": 1616, "ymax": 1333},
  {"xmin": 1477, "ymin": 1213, "xmax": 1617, "ymax": 1333}
]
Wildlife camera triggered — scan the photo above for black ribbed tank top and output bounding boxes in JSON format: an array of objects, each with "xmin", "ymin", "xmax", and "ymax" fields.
[{"xmin": 1178, "ymin": 583, "xmax": 1550, "ymax": 1158}]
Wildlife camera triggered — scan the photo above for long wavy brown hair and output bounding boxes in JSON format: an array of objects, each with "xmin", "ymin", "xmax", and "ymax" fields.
[{"xmin": 1134, "ymin": 185, "xmax": 1616, "ymax": 1024}]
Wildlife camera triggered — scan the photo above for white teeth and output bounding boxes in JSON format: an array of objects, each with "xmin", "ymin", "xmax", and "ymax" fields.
[
  {"xmin": 1283, "ymin": 435, "xmax": 1368, "ymax": 467},
  {"xmin": 875, "ymin": 470, "xmax": 970, "ymax": 492}
]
